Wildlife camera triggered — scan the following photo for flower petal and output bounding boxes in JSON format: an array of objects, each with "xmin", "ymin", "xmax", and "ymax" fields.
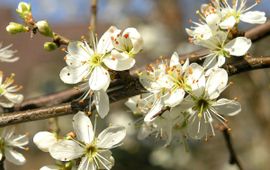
[
  {"xmin": 49, "ymin": 140, "xmax": 84, "ymax": 161},
  {"xmin": 206, "ymin": 68, "xmax": 228, "ymax": 99},
  {"xmin": 213, "ymin": 98, "xmax": 241, "ymax": 116},
  {"xmin": 169, "ymin": 52, "xmax": 180, "ymax": 67},
  {"xmin": 219, "ymin": 16, "xmax": 236, "ymax": 29},
  {"xmin": 60, "ymin": 65, "xmax": 89, "ymax": 84},
  {"xmin": 103, "ymin": 50, "xmax": 135, "ymax": 71},
  {"xmin": 73, "ymin": 111, "xmax": 94, "ymax": 143},
  {"xmin": 68, "ymin": 41, "xmax": 93, "ymax": 61},
  {"xmin": 5, "ymin": 149, "xmax": 26, "ymax": 165},
  {"xmin": 40, "ymin": 165, "xmax": 60, "ymax": 170},
  {"xmin": 97, "ymin": 126, "xmax": 126, "ymax": 149},
  {"xmin": 224, "ymin": 37, "xmax": 251, "ymax": 56},
  {"xmin": 163, "ymin": 89, "xmax": 185, "ymax": 107},
  {"xmin": 97, "ymin": 26, "xmax": 120, "ymax": 54},
  {"xmin": 96, "ymin": 150, "xmax": 114, "ymax": 169},
  {"xmin": 187, "ymin": 114, "xmax": 207, "ymax": 139},
  {"xmin": 144, "ymin": 99, "xmax": 163, "ymax": 122},
  {"xmin": 89, "ymin": 66, "xmax": 110, "ymax": 91},
  {"xmin": 185, "ymin": 63, "xmax": 206, "ymax": 91},
  {"xmin": 33, "ymin": 131, "xmax": 57, "ymax": 152},
  {"xmin": 94, "ymin": 90, "xmax": 109, "ymax": 119},
  {"xmin": 78, "ymin": 156, "xmax": 95, "ymax": 170},
  {"xmin": 4, "ymin": 93, "xmax": 23, "ymax": 104},
  {"xmin": 123, "ymin": 27, "xmax": 143, "ymax": 54},
  {"xmin": 240, "ymin": 11, "xmax": 267, "ymax": 24}
]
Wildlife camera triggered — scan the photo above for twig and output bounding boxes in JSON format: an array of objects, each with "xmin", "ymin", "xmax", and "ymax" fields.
[
  {"xmin": 0, "ymin": 56, "xmax": 270, "ymax": 127},
  {"xmin": 222, "ymin": 128, "xmax": 243, "ymax": 170},
  {"xmin": 90, "ymin": 0, "xmax": 98, "ymax": 33},
  {"xmin": 0, "ymin": 157, "xmax": 5, "ymax": 170}
]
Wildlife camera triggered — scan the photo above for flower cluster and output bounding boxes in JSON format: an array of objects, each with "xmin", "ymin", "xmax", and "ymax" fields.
[
  {"xmin": 186, "ymin": 0, "xmax": 266, "ymax": 71},
  {"xmin": 126, "ymin": 52, "xmax": 241, "ymax": 143},
  {"xmin": 34, "ymin": 111, "xmax": 126, "ymax": 170}
]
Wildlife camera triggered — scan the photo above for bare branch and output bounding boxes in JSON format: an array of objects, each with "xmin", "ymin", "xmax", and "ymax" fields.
[
  {"xmin": 223, "ymin": 128, "xmax": 244, "ymax": 170},
  {"xmin": 90, "ymin": 0, "xmax": 98, "ymax": 33}
]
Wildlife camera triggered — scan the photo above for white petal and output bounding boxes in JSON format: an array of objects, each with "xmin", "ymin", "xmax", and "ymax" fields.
[
  {"xmin": 40, "ymin": 165, "xmax": 59, "ymax": 170},
  {"xmin": 96, "ymin": 150, "xmax": 114, "ymax": 169},
  {"xmin": 94, "ymin": 90, "xmax": 109, "ymax": 119},
  {"xmin": 169, "ymin": 52, "xmax": 180, "ymax": 67},
  {"xmin": 97, "ymin": 26, "xmax": 121, "ymax": 54},
  {"xmin": 33, "ymin": 131, "xmax": 57, "ymax": 152},
  {"xmin": 185, "ymin": 63, "xmax": 206, "ymax": 91},
  {"xmin": 97, "ymin": 126, "xmax": 126, "ymax": 149},
  {"xmin": 188, "ymin": 114, "xmax": 207, "ymax": 139},
  {"xmin": 124, "ymin": 95, "xmax": 141, "ymax": 114},
  {"xmin": 73, "ymin": 111, "xmax": 94, "ymax": 143},
  {"xmin": 103, "ymin": 50, "xmax": 135, "ymax": 71},
  {"xmin": 4, "ymin": 93, "xmax": 23, "ymax": 104},
  {"xmin": 78, "ymin": 156, "xmax": 95, "ymax": 170},
  {"xmin": 224, "ymin": 37, "xmax": 251, "ymax": 56},
  {"xmin": 144, "ymin": 100, "xmax": 163, "ymax": 122},
  {"xmin": 68, "ymin": 41, "xmax": 93, "ymax": 60},
  {"xmin": 206, "ymin": 68, "xmax": 228, "ymax": 99},
  {"xmin": 213, "ymin": 98, "xmax": 241, "ymax": 116},
  {"xmin": 49, "ymin": 140, "xmax": 84, "ymax": 161},
  {"xmin": 89, "ymin": 66, "xmax": 110, "ymax": 91},
  {"xmin": 60, "ymin": 66, "xmax": 89, "ymax": 84},
  {"xmin": 123, "ymin": 27, "xmax": 143, "ymax": 54},
  {"xmin": 240, "ymin": 11, "xmax": 266, "ymax": 24},
  {"xmin": 206, "ymin": 13, "xmax": 220, "ymax": 27},
  {"xmin": 5, "ymin": 149, "xmax": 26, "ymax": 165},
  {"xmin": 219, "ymin": 16, "xmax": 236, "ymax": 29},
  {"xmin": 163, "ymin": 89, "xmax": 185, "ymax": 107}
]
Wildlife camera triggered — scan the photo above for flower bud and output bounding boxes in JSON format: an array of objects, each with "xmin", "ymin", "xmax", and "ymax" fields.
[
  {"xmin": 36, "ymin": 20, "xmax": 53, "ymax": 37},
  {"xmin": 6, "ymin": 22, "xmax": 28, "ymax": 34},
  {"xmin": 44, "ymin": 42, "xmax": 58, "ymax": 51},
  {"xmin": 16, "ymin": 2, "xmax": 31, "ymax": 19}
]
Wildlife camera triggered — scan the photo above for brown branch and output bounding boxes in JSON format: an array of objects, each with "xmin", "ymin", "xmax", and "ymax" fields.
[
  {"xmin": 223, "ymin": 128, "xmax": 243, "ymax": 170},
  {"xmin": 1, "ymin": 56, "xmax": 270, "ymax": 127},
  {"xmin": 9, "ymin": 22, "xmax": 270, "ymax": 111},
  {"xmin": 90, "ymin": 0, "xmax": 98, "ymax": 33}
]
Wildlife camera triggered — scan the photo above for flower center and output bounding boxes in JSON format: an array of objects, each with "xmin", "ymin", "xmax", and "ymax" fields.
[
  {"xmin": 0, "ymin": 138, "xmax": 5, "ymax": 152},
  {"xmin": 89, "ymin": 53, "xmax": 102, "ymax": 66},
  {"xmin": 85, "ymin": 143, "xmax": 98, "ymax": 159},
  {"xmin": 195, "ymin": 98, "xmax": 210, "ymax": 118},
  {"xmin": 0, "ymin": 87, "xmax": 5, "ymax": 95}
]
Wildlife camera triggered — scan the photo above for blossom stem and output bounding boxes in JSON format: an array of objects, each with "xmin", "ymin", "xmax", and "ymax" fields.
[
  {"xmin": 223, "ymin": 128, "xmax": 244, "ymax": 170},
  {"xmin": 90, "ymin": 0, "xmax": 98, "ymax": 34}
]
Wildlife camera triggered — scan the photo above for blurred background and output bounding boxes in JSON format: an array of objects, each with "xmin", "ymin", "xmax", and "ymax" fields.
[{"xmin": 0, "ymin": 0, "xmax": 270, "ymax": 169}]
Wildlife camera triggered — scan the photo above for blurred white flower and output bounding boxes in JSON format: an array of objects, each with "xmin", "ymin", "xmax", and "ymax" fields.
[
  {"xmin": 0, "ymin": 71, "xmax": 23, "ymax": 108},
  {"xmin": 0, "ymin": 127, "xmax": 28, "ymax": 165},
  {"xmin": 0, "ymin": 43, "xmax": 19, "ymax": 62},
  {"xmin": 49, "ymin": 111, "xmax": 126, "ymax": 170}
]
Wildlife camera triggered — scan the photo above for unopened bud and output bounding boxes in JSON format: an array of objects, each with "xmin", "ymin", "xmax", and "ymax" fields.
[
  {"xmin": 6, "ymin": 22, "xmax": 28, "ymax": 34},
  {"xmin": 36, "ymin": 20, "xmax": 53, "ymax": 37},
  {"xmin": 44, "ymin": 42, "xmax": 58, "ymax": 51},
  {"xmin": 16, "ymin": 2, "xmax": 31, "ymax": 19}
]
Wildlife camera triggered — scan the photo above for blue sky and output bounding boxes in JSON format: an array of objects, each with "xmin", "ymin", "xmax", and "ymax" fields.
[{"xmin": 0, "ymin": 0, "xmax": 269, "ymax": 24}]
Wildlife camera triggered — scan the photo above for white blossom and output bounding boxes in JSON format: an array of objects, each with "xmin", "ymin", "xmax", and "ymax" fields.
[
  {"xmin": 0, "ymin": 43, "xmax": 19, "ymax": 62},
  {"xmin": 104, "ymin": 27, "xmax": 143, "ymax": 71},
  {"xmin": 49, "ymin": 111, "xmax": 126, "ymax": 170},
  {"xmin": 0, "ymin": 127, "xmax": 28, "ymax": 165},
  {"xmin": 0, "ymin": 71, "xmax": 23, "ymax": 108},
  {"xmin": 197, "ymin": 31, "xmax": 251, "ymax": 70},
  {"xmin": 33, "ymin": 131, "xmax": 58, "ymax": 152},
  {"xmin": 183, "ymin": 68, "xmax": 241, "ymax": 139}
]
